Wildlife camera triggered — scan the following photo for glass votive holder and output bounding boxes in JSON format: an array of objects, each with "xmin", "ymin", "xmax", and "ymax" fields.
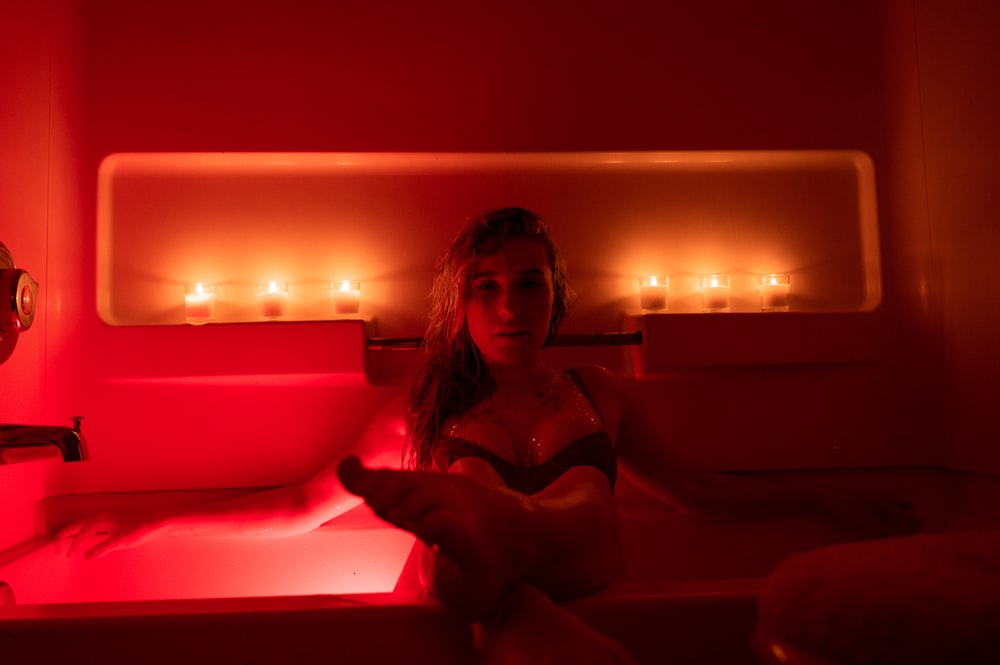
[
  {"xmin": 184, "ymin": 282, "xmax": 216, "ymax": 324},
  {"xmin": 330, "ymin": 280, "xmax": 361, "ymax": 317},
  {"xmin": 257, "ymin": 281, "xmax": 288, "ymax": 319},
  {"xmin": 638, "ymin": 275, "xmax": 669, "ymax": 312},
  {"xmin": 699, "ymin": 274, "xmax": 731, "ymax": 312},
  {"xmin": 760, "ymin": 273, "xmax": 791, "ymax": 312}
]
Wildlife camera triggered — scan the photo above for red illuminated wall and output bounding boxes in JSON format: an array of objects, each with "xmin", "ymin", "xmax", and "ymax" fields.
[
  {"xmin": 0, "ymin": 0, "xmax": 82, "ymax": 425},
  {"xmin": 915, "ymin": 0, "xmax": 1000, "ymax": 473},
  {"xmin": 74, "ymin": 1, "xmax": 900, "ymax": 161},
  {"xmin": 2, "ymin": 0, "xmax": 999, "ymax": 488},
  {"xmin": 0, "ymin": 2, "xmax": 50, "ymax": 422}
]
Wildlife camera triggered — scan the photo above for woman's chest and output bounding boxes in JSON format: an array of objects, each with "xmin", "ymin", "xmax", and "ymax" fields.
[{"xmin": 449, "ymin": 379, "xmax": 606, "ymax": 465}]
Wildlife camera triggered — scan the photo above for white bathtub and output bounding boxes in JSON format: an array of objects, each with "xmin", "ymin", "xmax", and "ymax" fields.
[{"xmin": 1, "ymin": 467, "xmax": 996, "ymax": 665}]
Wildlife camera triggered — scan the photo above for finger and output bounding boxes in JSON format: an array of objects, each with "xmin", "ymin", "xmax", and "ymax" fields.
[
  {"xmin": 58, "ymin": 510, "xmax": 114, "ymax": 544},
  {"xmin": 66, "ymin": 529, "xmax": 110, "ymax": 559},
  {"xmin": 380, "ymin": 479, "xmax": 464, "ymax": 529},
  {"xmin": 340, "ymin": 460, "xmax": 442, "ymax": 512},
  {"xmin": 62, "ymin": 515, "xmax": 111, "ymax": 558},
  {"xmin": 338, "ymin": 456, "xmax": 427, "ymax": 494},
  {"xmin": 378, "ymin": 497, "xmax": 453, "ymax": 547},
  {"xmin": 85, "ymin": 536, "xmax": 128, "ymax": 560},
  {"xmin": 54, "ymin": 518, "xmax": 90, "ymax": 539},
  {"xmin": 338, "ymin": 456, "xmax": 414, "ymax": 502},
  {"xmin": 336, "ymin": 455, "xmax": 365, "ymax": 493}
]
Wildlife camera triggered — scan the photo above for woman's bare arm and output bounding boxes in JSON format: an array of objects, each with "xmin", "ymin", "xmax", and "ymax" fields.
[{"xmin": 60, "ymin": 393, "xmax": 407, "ymax": 558}]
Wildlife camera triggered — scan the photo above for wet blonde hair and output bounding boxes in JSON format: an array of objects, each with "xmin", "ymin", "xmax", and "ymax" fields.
[{"xmin": 403, "ymin": 207, "xmax": 576, "ymax": 470}]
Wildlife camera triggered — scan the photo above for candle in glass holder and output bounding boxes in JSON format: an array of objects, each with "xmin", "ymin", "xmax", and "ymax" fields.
[
  {"xmin": 699, "ymin": 274, "xmax": 731, "ymax": 312},
  {"xmin": 184, "ymin": 282, "xmax": 216, "ymax": 324},
  {"xmin": 760, "ymin": 273, "xmax": 791, "ymax": 312},
  {"xmin": 638, "ymin": 275, "xmax": 668, "ymax": 312},
  {"xmin": 257, "ymin": 281, "xmax": 288, "ymax": 319},
  {"xmin": 331, "ymin": 280, "xmax": 361, "ymax": 316}
]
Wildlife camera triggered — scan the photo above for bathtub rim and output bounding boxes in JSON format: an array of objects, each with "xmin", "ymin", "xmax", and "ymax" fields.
[{"xmin": 0, "ymin": 577, "xmax": 764, "ymax": 622}]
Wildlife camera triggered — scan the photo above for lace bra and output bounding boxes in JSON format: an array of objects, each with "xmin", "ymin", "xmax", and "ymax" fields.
[{"xmin": 431, "ymin": 370, "xmax": 617, "ymax": 495}]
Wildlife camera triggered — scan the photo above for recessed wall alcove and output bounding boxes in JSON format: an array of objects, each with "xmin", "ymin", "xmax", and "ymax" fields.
[{"xmin": 98, "ymin": 151, "xmax": 881, "ymax": 343}]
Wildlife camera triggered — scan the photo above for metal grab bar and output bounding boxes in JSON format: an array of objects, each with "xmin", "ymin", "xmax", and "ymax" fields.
[{"xmin": 367, "ymin": 331, "xmax": 642, "ymax": 351}]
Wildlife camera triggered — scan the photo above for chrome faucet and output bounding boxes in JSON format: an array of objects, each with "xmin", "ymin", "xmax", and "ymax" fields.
[{"xmin": 0, "ymin": 417, "xmax": 89, "ymax": 463}]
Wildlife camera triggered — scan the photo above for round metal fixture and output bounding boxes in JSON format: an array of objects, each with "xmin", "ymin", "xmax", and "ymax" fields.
[{"xmin": 0, "ymin": 242, "xmax": 40, "ymax": 364}]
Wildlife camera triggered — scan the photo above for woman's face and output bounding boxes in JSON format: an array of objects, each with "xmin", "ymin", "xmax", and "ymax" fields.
[{"xmin": 464, "ymin": 236, "xmax": 555, "ymax": 367}]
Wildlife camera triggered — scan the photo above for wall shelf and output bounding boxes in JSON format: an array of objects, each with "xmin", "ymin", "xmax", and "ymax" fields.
[
  {"xmin": 625, "ymin": 311, "xmax": 880, "ymax": 375},
  {"xmin": 96, "ymin": 150, "xmax": 881, "ymax": 333}
]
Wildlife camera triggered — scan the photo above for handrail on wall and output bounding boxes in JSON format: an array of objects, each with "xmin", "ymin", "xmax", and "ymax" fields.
[{"xmin": 367, "ymin": 331, "xmax": 643, "ymax": 351}]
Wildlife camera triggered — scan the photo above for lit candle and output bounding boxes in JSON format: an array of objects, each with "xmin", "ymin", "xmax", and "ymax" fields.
[
  {"xmin": 184, "ymin": 282, "xmax": 216, "ymax": 324},
  {"xmin": 699, "ymin": 274, "xmax": 731, "ymax": 312},
  {"xmin": 638, "ymin": 275, "xmax": 668, "ymax": 312},
  {"xmin": 760, "ymin": 273, "xmax": 791, "ymax": 312},
  {"xmin": 257, "ymin": 281, "xmax": 288, "ymax": 319},
  {"xmin": 331, "ymin": 280, "xmax": 361, "ymax": 316}
]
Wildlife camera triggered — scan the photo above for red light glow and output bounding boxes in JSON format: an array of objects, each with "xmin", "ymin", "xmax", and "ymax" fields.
[{"xmin": 3, "ymin": 507, "xmax": 416, "ymax": 605}]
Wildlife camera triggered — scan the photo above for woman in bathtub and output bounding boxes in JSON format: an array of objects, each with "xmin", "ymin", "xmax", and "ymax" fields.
[{"xmin": 61, "ymin": 207, "xmax": 917, "ymax": 664}]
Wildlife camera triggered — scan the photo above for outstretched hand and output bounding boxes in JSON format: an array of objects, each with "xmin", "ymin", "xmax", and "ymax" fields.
[
  {"xmin": 55, "ymin": 513, "xmax": 161, "ymax": 560},
  {"xmin": 338, "ymin": 455, "xmax": 541, "ymax": 620}
]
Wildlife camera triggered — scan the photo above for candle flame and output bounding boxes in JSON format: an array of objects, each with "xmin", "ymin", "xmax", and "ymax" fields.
[
  {"xmin": 339, "ymin": 280, "xmax": 351, "ymax": 292},
  {"xmin": 268, "ymin": 281, "xmax": 279, "ymax": 293},
  {"xmin": 194, "ymin": 282, "xmax": 205, "ymax": 295},
  {"xmin": 700, "ymin": 274, "xmax": 729, "ymax": 289}
]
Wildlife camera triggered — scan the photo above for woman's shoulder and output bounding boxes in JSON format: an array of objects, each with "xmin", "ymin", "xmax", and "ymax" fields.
[
  {"xmin": 566, "ymin": 365, "xmax": 626, "ymax": 424},
  {"xmin": 567, "ymin": 364, "xmax": 616, "ymax": 387}
]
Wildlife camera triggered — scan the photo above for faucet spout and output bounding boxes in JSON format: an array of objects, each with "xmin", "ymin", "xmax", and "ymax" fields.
[{"xmin": 0, "ymin": 418, "xmax": 89, "ymax": 463}]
